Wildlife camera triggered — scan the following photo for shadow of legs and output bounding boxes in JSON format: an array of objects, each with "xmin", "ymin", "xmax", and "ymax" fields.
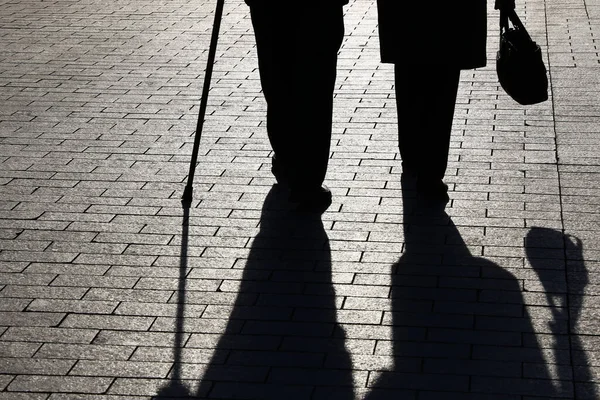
[{"xmin": 192, "ymin": 186, "xmax": 354, "ymax": 399}]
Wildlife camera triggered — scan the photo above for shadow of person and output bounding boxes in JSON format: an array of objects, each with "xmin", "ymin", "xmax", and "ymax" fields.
[
  {"xmin": 364, "ymin": 187, "xmax": 563, "ymax": 399},
  {"xmin": 526, "ymin": 227, "xmax": 597, "ymax": 399},
  {"xmin": 187, "ymin": 185, "xmax": 355, "ymax": 399}
]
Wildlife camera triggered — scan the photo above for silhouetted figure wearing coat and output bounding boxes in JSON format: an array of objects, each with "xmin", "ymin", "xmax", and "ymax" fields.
[
  {"xmin": 377, "ymin": 1, "xmax": 487, "ymax": 202},
  {"xmin": 246, "ymin": 1, "xmax": 348, "ymax": 212}
]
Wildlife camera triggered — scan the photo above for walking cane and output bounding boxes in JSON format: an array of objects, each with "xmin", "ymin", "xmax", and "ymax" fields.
[{"xmin": 182, "ymin": 0, "xmax": 226, "ymax": 204}]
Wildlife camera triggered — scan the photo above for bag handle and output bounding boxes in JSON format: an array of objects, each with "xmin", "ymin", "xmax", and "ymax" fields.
[
  {"xmin": 494, "ymin": 0, "xmax": 515, "ymax": 11},
  {"xmin": 497, "ymin": 2, "xmax": 534, "ymax": 43}
]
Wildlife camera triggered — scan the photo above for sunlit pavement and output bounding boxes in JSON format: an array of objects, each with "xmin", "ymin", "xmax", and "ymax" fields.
[{"xmin": 1, "ymin": 0, "xmax": 599, "ymax": 398}]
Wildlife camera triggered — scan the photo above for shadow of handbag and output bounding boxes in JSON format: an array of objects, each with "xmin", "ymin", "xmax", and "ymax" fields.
[{"xmin": 496, "ymin": 8, "xmax": 548, "ymax": 105}]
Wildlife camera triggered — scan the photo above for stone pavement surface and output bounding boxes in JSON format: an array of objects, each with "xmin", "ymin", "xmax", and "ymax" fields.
[{"xmin": 1, "ymin": 0, "xmax": 599, "ymax": 398}]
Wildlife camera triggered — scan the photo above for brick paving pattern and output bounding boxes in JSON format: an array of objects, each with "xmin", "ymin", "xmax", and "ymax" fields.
[{"xmin": 1, "ymin": 0, "xmax": 599, "ymax": 399}]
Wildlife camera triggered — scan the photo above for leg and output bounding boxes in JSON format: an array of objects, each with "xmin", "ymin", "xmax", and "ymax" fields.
[
  {"xmin": 394, "ymin": 63, "xmax": 426, "ymax": 175},
  {"xmin": 418, "ymin": 67, "xmax": 460, "ymax": 182},
  {"xmin": 289, "ymin": 5, "xmax": 344, "ymax": 190},
  {"xmin": 249, "ymin": 4, "xmax": 344, "ymax": 212},
  {"xmin": 394, "ymin": 64, "xmax": 460, "ymax": 199},
  {"xmin": 249, "ymin": 4, "xmax": 293, "ymax": 171}
]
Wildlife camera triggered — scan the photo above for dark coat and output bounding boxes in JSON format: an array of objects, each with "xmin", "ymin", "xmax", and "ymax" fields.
[
  {"xmin": 246, "ymin": 0, "xmax": 348, "ymax": 5},
  {"xmin": 377, "ymin": 0, "xmax": 487, "ymax": 69}
]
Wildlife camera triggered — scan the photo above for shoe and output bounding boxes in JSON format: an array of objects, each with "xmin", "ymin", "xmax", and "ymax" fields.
[
  {"xmin": 290, "ymin": 185, "xmax": 332, "ymax": 213},
  {"xmin": 271, "ymin": 155, "xmax": 289, "ymax": 186},
  {"xmin": 417, "ymin": 179, "xmax": 449, "ymax": 203},
  {"xmin": 400, "ymin": 171, "xmax": 418, "ymax": 191}
]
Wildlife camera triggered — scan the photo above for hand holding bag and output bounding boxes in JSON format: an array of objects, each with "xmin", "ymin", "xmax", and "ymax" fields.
[{"xmin": 496, "ymin": 2, "xmax": 549, "ymax": 105}]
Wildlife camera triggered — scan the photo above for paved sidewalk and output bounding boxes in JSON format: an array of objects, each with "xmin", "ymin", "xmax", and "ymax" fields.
[{"xmin": 1, "ymin": 0, "xmax": 599, "ymax": 399}]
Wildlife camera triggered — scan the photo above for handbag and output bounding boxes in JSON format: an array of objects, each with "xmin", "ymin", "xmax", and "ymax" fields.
[{"xmin": 496, "ymin": 7, "xmax": 548, "ymax": 105}]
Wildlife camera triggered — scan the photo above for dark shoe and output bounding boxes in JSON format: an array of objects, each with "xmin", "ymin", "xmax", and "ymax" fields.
[
  {"xmin": 400, "ymin": 171, "xmax": 418, "ymax": 191},
  {"xmin": 271, "ymin": 155, "xmax": 289, "ymax": 186},
  {"xmin": 290, "ymin": 185, "xmax": 332, "ymax": 213},
  {"xmin": 400, "ymin": 162, "xmax": 418, "ymax": 189},
  {"xmin": 401, "ymin": 161, "xmax": 417, "ymax": 175},
  {"xmin": 417, "ymin": 179, "xmax": 449, "ymax": 203}
]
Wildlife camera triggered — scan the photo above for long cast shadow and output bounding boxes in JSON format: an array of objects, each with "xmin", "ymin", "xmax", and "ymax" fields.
[
  {"xmin": 526, "ymin": 227, "xmax": 597, "ymax": 399},
  {"xmin": 365, "ymin": 185, "xmax": 565, "ymax": 399},
  {"xmin": 189, "ymin": 185, "xmax": 355, "ymax": 399},
  {"xmin": 156, "ymin": 201, "xmax": 195, "ymax": 398}
]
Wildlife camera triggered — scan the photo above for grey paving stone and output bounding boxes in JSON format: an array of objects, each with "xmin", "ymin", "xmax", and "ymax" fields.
[
  {"xmin": 0, "ymin": 374, "xmax": 14, "ymax": 391},
  {"xmin": 211, "ymin": 382, "xmax": 314, "ymax": 400},
  {"xmin": 38, "ymin": 213, "xmax": 114, "ymax": 224},
  {"xmin": 73, "ymin": 254, "xmax": 157, "ymax": 266},
  {"xmin": 0, "ymin": 327, "xmax": 98, "ymax": 345},
  {"xmin": 65, "ymin": 222, "xmax": 144, "ymax": 234},
  {"xmin": 50, "ymin": 275, "xmax": 138, "ymax": 289},
  {"xmin": 92, "ymin": 331, "xmax": 188, "ymax": 348},
  {"xmin": 0, "ymin": 251, "xmax": 78, "ymax": 264},
  {"xmin": 0, "ymin": 393, "xmax": 50, "ymax": 400},
  {"xmin": 134, "ymin": 277, "xmax": 219, "ymax": 291},
  {"xmin": 0, "ymin": 298, "xmax": 32, "ymax": 312},
  {"xmin": 114, "ymin": 300, "xmax": 206, "ymax": 319},
  {"xmin": 418, "ymin": 394, "xmax": 521, "ymax": 400},
  {"xmin": 7, "ymin": 375, "xmax": 113, "ymax": 394},
  {"xmin": 375, "ymin": 339, "xmax": 472, "ymax": 360},
  {"xmin": 49, "ymin": 394, "xmax": 172, "ymax": 399},
  {"xmin": 574, "ymin": 382, "xmax": 600, "ymax": 400},
  {"xmin": 60, "ymin": 315, "xmax": 154, "ymax": 331},
  {"xmin": 0, "ymin": 286, "xmax": 87, "ymax": 300},
  {"xmin": 365, "ymin": 370, "xmax": 469, "ymax": 391},
  {"xmin": 129, "ymin": 347, "xmax": 220, "ymax": 364},
  {"xmin": 26, "ymin": 300, "xmax": 118, "ymax": 315},
  {"xmin": 35, "ymin": 343, "xmax": 135, "ymax": 362},
  {"xmin": 150, "ymin": 317, "xmax": 239, "ymax": 334},
  {"xmin": 106, "ymin": 378, "xmax": 196, "ymax": 397},
  {"xmin": 62, "ymin": 393, "xmax": 156, "ymax": 400},
  {"xmin": 0, "ymin": 358, "xmax": 76, "ymax": 375},
  {"xmin": 83, "ymin": 288, "xmax": 173, "ymax": 303},
  {"xmin": 472, "ymin": 376, "xmax": 572, "ymax": 397},
  {"xmin": 69, "ymin": 360, "xmax": 172, "ymax": 379},
  {"xmin": 0, "ymin": 330, "xmax": 42, "ymax": 354},
  {"xmin": 0, "ymin": 271, "xmax": 52, "ymax": 286},
  {"xmin": 0, "ymin": 262, "xmax": 29, "ymax": 273},
  {"xmin": 0, "ymin": 312, "xmax": 65, "ymax": 328},
  {"xmin": 23, "ymin": 264, "xmax": 109, "ymax": 276}
]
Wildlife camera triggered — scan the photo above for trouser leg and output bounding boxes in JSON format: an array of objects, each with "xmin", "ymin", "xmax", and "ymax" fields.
[
  {"xmin": 394, "ymin": 64, "xmax": 460, "ymax": 182},
  {"xmin": 249, "ymin": 5, "xmax": 290, "ymax": 164},
  {"xmin": 250, "ymin": 4, "xmax": 344, "ymax": 189}
]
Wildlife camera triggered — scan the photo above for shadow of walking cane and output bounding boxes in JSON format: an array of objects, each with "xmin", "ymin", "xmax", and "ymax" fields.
[
  {"xmin": 158, "ymin": 0, "xmax": 226, "ymax": 393},
  {"xmin": 526, "ymin": 227, "xmax": 598, "ymax": 399},
  {"xmin": 155, "ymin": 202, "xmax": 194, "ymax": 399}
]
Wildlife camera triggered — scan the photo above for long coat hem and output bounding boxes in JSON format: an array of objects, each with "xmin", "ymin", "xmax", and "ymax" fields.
[{"xmin": 377, "ymin": 0, "xmax": 488, "ymax": 70}]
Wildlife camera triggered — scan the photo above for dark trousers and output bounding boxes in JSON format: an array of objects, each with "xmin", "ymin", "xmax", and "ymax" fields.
[
  {"xmin": 394, "ymin": 65, "xmax": 461, "ymax": 182},
  {"xmin": 249, "ymin": 4, "xmax": 344, "ymax": 189}
]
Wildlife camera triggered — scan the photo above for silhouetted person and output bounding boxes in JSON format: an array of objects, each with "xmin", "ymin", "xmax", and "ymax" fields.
[
  {"xmin": 376, "ymin": 1, "xmax": 489, "ymax": 202},
  {"xmin": 195, "ymin": 186, "xmax": 355, "ymax": 399},
  {"xmin": 246, "ymin": 1, "xmax": 347, "ymax": 212},
  {"xmin": 365, "ymin": 187, "xmax": 561, "ymax": 398},
  {"xmin": 526, "ymin": 227, "xmax": 597, "ymax": 399}
]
